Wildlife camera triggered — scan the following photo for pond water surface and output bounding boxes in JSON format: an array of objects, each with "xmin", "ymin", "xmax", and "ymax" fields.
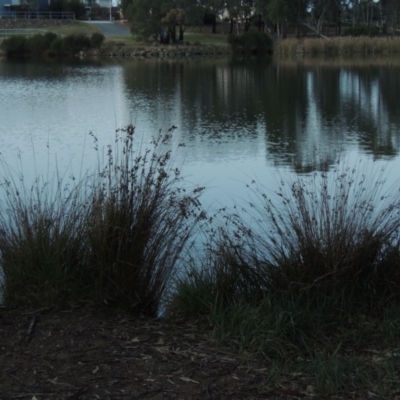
[{"xmin": 1, "ymin": 56, "xmax": 400, "ymax": 212}]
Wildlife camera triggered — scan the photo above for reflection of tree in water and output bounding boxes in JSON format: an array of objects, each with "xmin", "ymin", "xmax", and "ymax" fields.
[
  {"xmin": 339, "ymin": 65, "xmax": 400, "ymax": 159},
  {"xmin": 122, "ymin": 58, "xmax": 400, "ymax": 172},
  {"xmin": 265, "ymin": 62, "xmax": 400, "ymax": 168}
]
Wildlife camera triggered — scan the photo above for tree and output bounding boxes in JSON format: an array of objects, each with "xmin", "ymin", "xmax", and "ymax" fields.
[
  {"xmin": 381, "ymin": 0, "xmax": 399, "ymax": 33},
  {"xmin": 126, "ymin": 0, "xmax": 203, "ymax": 42},
  {"xmin": 267, "ymin": 0, "xmax": 298, "ymax": 37},
  {"xmin": 163, "ymin": 8, "xmax": 187, "ymax": 42},
  {"xmin": 200, "ymin": 0, "xmax": 225, "ymax": 33},
  {"xmin": 126, "ymin": 0, "xmax": 166, "ymax": 41}
]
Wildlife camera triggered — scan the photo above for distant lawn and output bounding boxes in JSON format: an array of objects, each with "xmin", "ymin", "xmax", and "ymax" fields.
[
  {"xmin": 105, "ymin": 31, "xmax": 230, "ymax": 48},
  {"xmin": 185, "ymin": 32, "xmax": 229, "ymax": 46},
  {"xmin": 104, "ymin": 35, "xmax": 137, "ymax": 45},
  {"xmin": 46, "ymin": 21, "xmax": 101, "ymax": 36}
]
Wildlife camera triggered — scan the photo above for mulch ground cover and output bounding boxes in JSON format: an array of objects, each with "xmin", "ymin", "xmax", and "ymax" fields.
[{"xmin": 0, "ymin": 305, "xmax": 301, "ymax": 400}]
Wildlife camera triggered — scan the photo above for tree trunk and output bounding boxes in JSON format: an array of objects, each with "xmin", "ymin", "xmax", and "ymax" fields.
[
  {"xmin": 169, "ymin": 26, "xmax": 176, "ymax": 43},
  {"xmin": 179, "ymin": 25, "xmax": 184, "ymax": 41},
  {"xmin": 245, "ymin": 18, "xmax": 250, "ymax": 32}
]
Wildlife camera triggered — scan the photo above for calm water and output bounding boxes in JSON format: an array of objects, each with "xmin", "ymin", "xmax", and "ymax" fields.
[{"xmin": 1, "ymin": 56, "xmax": 400, "ymax": 209}]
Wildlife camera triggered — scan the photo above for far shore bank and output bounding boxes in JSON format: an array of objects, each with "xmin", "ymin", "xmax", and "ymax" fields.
[
  {"xmin": 0, "ymin": 19, "xmax": 232, "ymax": 59},
  {"xmin": 2, "ymin": 19, "xmax": 400, "ymax": 60}
]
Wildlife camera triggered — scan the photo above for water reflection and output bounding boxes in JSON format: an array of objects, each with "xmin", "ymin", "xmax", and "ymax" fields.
[
  {"xmin": 1, "ymin": 56, "xmax": 400, "ymax": 184},
  {"xmin": 121, "ymin": 57, "xmax": 400, "ymax": 173}
]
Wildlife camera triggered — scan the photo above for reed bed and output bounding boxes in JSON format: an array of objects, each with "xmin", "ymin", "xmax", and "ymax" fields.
[{"xmin": 276, "ymin": 36, "xmax": 400, "ymax": 57}]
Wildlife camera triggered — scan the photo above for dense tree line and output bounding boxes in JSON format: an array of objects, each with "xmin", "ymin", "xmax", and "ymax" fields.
[{"xmin": 121, "ymin": 0, "xmax": 399, "ymax": 42}]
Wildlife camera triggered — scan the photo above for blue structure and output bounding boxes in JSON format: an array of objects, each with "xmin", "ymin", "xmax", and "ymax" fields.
[
  {"xmin": 0, "ymin": 0, "xmax": 26, "ymax": 17},
  {"xmin": 0, "ymin": 0, "xmax": 11, "ymax": 17},
  {"xmin": 0, "ymin": 0, "xmax": 110, "ymax": 18}
]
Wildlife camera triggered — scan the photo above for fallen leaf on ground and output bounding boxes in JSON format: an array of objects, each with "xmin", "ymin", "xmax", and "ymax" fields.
[{"xmin": 180, "ymin": 376, "xmax": 199, "ymax": 384}]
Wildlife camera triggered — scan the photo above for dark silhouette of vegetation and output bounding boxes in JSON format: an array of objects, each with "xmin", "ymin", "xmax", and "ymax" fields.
[
  {"xmin": 1, "ymin": 32, "xmax": 105, "ymax": 57},
  {"xmin": 227, "ymin": 32, "xmax": 273, "ymax": 54},
  {"xmin": 0, "ymin": 127, "xmax": 205, "ymax": 315},
  {"xmin": 170, "ymin": 159, "xmax": 400, "ymax": 395},
  {"xmin": 90, "ymin": 32, "xmax": 105, "ymax": 49},
  {"xmin": 1, "ymin": 126, "xmax": 400, "ymax": 394},
  {"xmin": 48, "ymin": 0, "xmax": 86, "ymax": 20},
  {"xmin": 344, "ymin": 24, "xmax": 382, "ymax": 37}
]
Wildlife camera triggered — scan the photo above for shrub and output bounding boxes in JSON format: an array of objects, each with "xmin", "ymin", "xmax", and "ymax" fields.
[
  {"xmin": 1, "ymin": 35, "xmax": 28, "ymax": 57},
  {"xmin": 61, "ymin": 33, "xmax": 91, "ymax": 55},
  {"xmin": 49, "ymin": 37, "xmax": 65, "ymax": 55},
  {"xmin": 228, "ymin": 32, "xmax": 273, "ymax": 54},
  {"xmin": 90, "ymin": 32, "xmax": 105, "ymax": 49},
  {"xmin": 1, "ymin": 32, "xmax": 99, "ymax": 58},
  {"xmin": 27, "ymin": 32, "xmax": 58, "ymax": 56}
]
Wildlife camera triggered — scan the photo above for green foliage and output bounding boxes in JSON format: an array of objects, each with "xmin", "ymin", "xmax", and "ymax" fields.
[
  {"xmin": 49, "ymin": 37, "xmax": 65, "ymax": 55},
  {"xmin": 26, "ymin": 32, "xmax": 57, "ymax": 55},
  {"xmin": 120, "ymin": 0, "xmax": 132, "ymax": 18},
  {"xmin": 127, "ymin": 0, "xmax": 165, "ymax": 41},
  {"xmin": 90, "ymin": 32, "xmax": 105, "ymax": 49},
  {"xmin": 228, "ymin": 32, "xmax": 272, "ymax": 54},
  {"xmin": 344, "ymin": 25, "xmax": 382, "ymax": 37},
  {"xmin": 1, "ymin": 35, "xmax": 28, "ymax": 57},
  {"xmin": 1, "ymin": 32, "xmax": 104, "ymax": 58},
  {"xmin": 267, "ymin": 0, "xmax": 297, "ymax": 24},
  {"xmin": 61, "ymin": 33, "xmax": 91, "ymax": 54}
]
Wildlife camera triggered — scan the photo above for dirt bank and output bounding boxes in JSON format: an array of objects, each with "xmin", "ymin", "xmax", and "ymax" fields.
[{"xmin": 0, "ymin": 305, "xmax": 293, "ymax": 400}]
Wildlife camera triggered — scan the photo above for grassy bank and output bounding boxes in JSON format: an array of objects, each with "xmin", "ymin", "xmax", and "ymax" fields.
[
  {"xmin": 0, "ymin": 32, "xmax": 231, "ymax": 59},
  {"xmin": 169, "ymin": 159, "xmax": 400, "ymax": 397},
  {"xmin": 1, "ymin": 26, "xmax": 400, "ymax": 398},
  {"xmin": 276, "ymin": 36, "xmax": 400, "ymax": 57},
  {"xmin": 1, "ymin": 127, "xmax": 400, "ymax": 395},
  {"xmin": 0, "ymin": 20, "xmax": 231, "ymax": 56}
]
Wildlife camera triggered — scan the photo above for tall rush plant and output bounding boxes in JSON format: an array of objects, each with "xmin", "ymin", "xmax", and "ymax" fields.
[{"xmin": 86, "ymin": 126, "xmax": 206, "ymax": 316}]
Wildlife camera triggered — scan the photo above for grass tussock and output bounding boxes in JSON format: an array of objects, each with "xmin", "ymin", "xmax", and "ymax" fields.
[
  {"xmin": 0, "ymin": 126, "xmax": 205, "ymax": 316},
  {"xmin": 170, "ymin": 159, "xmax": 400, "ymax": 395},
  {"xmin": 2, "ymin": 129, "xmax": 400, "ymax": 394},
  {"xmin": 0, "ymin": 174, "xmax": 89, "ymax": 306},
  {"xmin": 276, "ymin": 36, "xmax": 400, "ymax": 57},
  {"xmin": 85, "ymin": 126, "xmax": 205, "ymax": 314}
]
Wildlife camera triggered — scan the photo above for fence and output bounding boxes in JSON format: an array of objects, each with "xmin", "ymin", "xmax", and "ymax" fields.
[{"xmin": 0, "ymin": 11, "xmax": 75, "ymax": 20}]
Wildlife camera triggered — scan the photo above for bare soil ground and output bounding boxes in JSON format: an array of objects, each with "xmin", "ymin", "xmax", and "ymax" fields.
[{"xmin": 0, "ymin": 305, "xmax": 301, "ymax": 400}]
